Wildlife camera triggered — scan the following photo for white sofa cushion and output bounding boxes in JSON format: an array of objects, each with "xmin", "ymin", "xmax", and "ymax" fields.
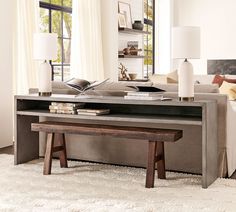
[
  {"xmin": 153, "ymin": 83, "xmax": 219, "ymax": 93},
  {"xmin": 193, "ymin": 75, "xmax": 215, "ymax": 84}
]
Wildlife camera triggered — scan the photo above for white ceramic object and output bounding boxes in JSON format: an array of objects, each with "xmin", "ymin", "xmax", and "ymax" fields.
[
  {"xmin": 38, "ymin": 61, "xmax": 52, "ymax": 96},
  {"xmin": 178, "ymin": 60, "xmax": 194, "ymax": 100}
]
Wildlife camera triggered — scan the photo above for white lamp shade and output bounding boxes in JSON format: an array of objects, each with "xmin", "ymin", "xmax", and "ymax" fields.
[
  {"xmin": 172, "ymin": 26, "xmax": 200, "ymax": 59},
  {"xmin": 33, "ymin": 33, "xmax": 57, "ymax": 60}
]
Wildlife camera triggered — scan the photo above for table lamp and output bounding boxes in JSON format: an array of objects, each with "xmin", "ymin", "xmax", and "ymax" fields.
[
  {"xmin": 172, "ymin": 26, "xmax": 200, "ymax": 101},
  {"xmin": 33, "ymin": 33, "xmax": 57, "ymax": 96}
]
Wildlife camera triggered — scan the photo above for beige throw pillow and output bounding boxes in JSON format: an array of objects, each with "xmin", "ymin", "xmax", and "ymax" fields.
[
  {"xmin": 149, "ymin": 70, "xmax": 178, "ymax": 84},
  {"xmin": 149, "ymin": 74, "xmax": 168, "ymax": 84},
  {"xmin": 219, "ymin": 81, "xmax": 236, "ymax": 100},
  {"xmin": 167, "ymin": 70, "xmax": 178, "ymax": 83}
]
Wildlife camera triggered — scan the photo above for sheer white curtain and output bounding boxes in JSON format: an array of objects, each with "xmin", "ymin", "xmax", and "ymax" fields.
[
  {"xmin": 70, "ymin": 0, "xmax": 105, "ymax": 81},
  {"xmin": 13, "ymin": 0, "xmax": 39, "ymax": 94}
]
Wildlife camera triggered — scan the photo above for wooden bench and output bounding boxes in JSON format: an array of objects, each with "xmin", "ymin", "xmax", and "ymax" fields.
[{"xmin": 31, "ymin": 121, "xmax": 182, "ymax": 188}]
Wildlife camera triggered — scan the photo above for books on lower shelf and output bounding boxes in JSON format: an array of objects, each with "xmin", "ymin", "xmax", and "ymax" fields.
[
  {"xmin": 77, "ymin": 109, "xmax": 110, "ymax": 116},
  {"xmin": 49, "ymin": 102, "xmax": 85, "ymax": 114},
  {"xmin": 49, "ymin": 102, "xmax": 110, "ymax": 115}
]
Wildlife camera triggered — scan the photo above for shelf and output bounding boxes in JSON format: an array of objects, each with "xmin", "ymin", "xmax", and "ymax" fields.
[
  {"xmin": 118, "ymin": 55, "xmax": 146, "ymax": 59},
  {"xmin": 16, "ymin": 110, "xmax": 202, "ymax": 126},
  {"xmin": 119, "ymin": 28, "xmax": 151, "ymax": 35},
  {"xmin": 119, "ymin": 79, "xmax": 149, "ymax": 82}
]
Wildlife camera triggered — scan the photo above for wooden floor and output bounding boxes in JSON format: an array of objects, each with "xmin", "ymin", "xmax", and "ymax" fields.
[
  {"xmin": 1, "ymin": 145, "xmax": 236, "ymax": 179},
  {"xmin": 0, "ymin": 145, "xmax": 14, "ymax": 155}
]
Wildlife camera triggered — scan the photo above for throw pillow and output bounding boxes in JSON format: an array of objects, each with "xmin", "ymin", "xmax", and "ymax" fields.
[
  {"xmin": 167, "ymin": 70, "xmax": 178, "ymax": 83},
  {"xmin": 149, "ymin": 74, "xmax": 168, "ymax": 84},
  {"xmin": 219, "ymin": 81, "xmax": 236, "ymax": 100},
  {"xmin": 167, "ymin": 77, "xmax": 178, "ymax": 83},
  {"xmin": 212, "ymin": 74, "xmax": 236, "ymax": 86},
  {"xmin": 212, "ymin": 75, "xmax": 225, "ymax": 86},
  {"xmin": 149, "ymin": 70, "xmax": 178, "ymax": 84}
]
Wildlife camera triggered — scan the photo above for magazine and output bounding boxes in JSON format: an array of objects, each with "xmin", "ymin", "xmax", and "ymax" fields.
[
  {"xmin": 126, "ymin": 92, "xmax": 164, "ymax": 97},
  {"xmin": 124, "ymin": 95, "xmax": 163, "ymax": 101},
  {"xmin": 127, "ymin": 85, "xmax": 165, "ymax": 93},
  {"xmin": 65, "ymin": 78, "xmax": 109, "ymax": 93}
]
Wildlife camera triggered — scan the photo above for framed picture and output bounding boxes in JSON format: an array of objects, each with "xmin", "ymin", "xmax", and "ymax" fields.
[
  {"xmin": 118, "ymin": 2, "xmax": 132, "ymax": 29},
  {"xmin": 118, "ymin": 13, "xmax": 127, "ymax": 28},
  {"xmin": 207, "ymin": 59, "xmax": 236, "ymax": 75}
]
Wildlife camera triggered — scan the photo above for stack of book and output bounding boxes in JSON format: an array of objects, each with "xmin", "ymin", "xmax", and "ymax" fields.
[
  {"xmin": 124, "ymin": 91, "xmax": 164, "ymax": 101},
  {"xmin": 49, "ymin": 102, "xmax": 85, "ymax": 114},
  {"xmin": 77, "ymin": 109, "xmax": 110, "ymax": 116}
]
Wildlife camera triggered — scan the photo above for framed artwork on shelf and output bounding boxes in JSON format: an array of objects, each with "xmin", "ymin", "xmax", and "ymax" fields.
[
  {"xmin": 118, "ymin": 2, "xmax": 132, "ymax": 29},
  {"xmin": 118, "ymin": 13, "xmax": 127, "ymax": 28}
]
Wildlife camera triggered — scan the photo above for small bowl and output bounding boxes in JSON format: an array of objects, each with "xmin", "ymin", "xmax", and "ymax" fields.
[{"xmin": 129, "ymin": 73, "xmax": 138, "ymax": 80}]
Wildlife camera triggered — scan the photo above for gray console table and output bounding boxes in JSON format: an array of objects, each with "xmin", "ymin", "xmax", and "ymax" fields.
[{"xmin": 14, "ymin": 94, "xmax": 218, "ymax": 188}]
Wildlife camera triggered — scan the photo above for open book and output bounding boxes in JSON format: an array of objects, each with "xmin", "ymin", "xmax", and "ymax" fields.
[{"xmin": 65, "ymin": 78, "xmax": 109, "ymax": 94}]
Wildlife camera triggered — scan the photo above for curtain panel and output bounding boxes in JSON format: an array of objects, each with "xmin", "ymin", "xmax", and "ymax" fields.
[
  {"xmin": 13, "ymin": 0, "xmax": 39, "ymax": 94},
  {"xmin": 70, "ymin": 0, "xmax": 105, "ymax": 81}
]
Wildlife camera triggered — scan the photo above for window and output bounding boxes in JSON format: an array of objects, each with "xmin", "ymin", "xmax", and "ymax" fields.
[
  {"xmin": 144, "ymin": 0, "xmax": 155, "ymax": 78},
  {"xmin": 39, "ymin": 0, "xmax": 72, "ymax": 81}
]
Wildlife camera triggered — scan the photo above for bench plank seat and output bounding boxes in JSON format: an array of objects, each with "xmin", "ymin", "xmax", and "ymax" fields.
[
  {"xmin": 32, "ymin": 121, "xmax": 182, "ymax": 142},
  {"xmin": 31, "ymin": 121, "xmax": 182, "ymax": 188}
]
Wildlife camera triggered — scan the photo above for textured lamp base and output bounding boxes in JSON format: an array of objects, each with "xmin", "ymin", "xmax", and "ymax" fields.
[
  {"xmin": 38, "ymin": 61, "xmax": 52, "ymax": 97},
  {"xmin": 39, "ymin": 92, "xmax": 52, "ymax": 97},
  {"xmin": 178, "ymin": 59, "xmax": 194, "ymax": 102},
  {"xmin": 179, "ymin": 97, "xmax": 194, "ymax": 102}
]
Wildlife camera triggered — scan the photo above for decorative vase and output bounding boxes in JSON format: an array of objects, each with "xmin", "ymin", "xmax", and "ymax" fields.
[{"xmin": 132, "ymin": 20, "xmax": 144, "ymax": 30}]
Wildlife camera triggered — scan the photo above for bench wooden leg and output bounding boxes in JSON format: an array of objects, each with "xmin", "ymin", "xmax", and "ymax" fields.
[
  {"xmin": 57, "ymin": 133, "xmax": 68, "ymax": 168},
  {"xmin": 146, "ymin": 141, "xmax": 157, "ymax": 188},
  {"xmin": 156, "ymin": 142, "xmax": 166, "ymax": 179},
  {"xmin": 146, "ymin": 141, "xmax": 166, "ymax": 188},
  {"xmin": 44, "ymin": 133, "xmax": 54, "ymax": 175},
  {"xmin": 43, "ymin": 133, "xmax": 68, "ymax": 175}
]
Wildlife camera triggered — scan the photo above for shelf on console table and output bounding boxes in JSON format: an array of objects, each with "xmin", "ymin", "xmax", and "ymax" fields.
[
  {"xmin": 16, "ymin": 110, "xmax": 202, "ymax": 126},
  {"xmin": 118, "ymin": 79, "xmax": 148, "ymax": 82},
  {"xmin": 118, "ymin": 55, "xmax": 145, "ymax": 59}
]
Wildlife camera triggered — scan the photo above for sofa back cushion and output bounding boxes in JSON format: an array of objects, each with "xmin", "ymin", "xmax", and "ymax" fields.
[
  {"xmin": 95, "ymin": 81, "xmax": 153, "ymax": 90},
  {"xmin": 193, "ymin": 75, "xmax": 215, "ymax": 84},
  {"xmin": 51, "ymin": 81, "xmax": 153, "ymax": 96},
  {"xmin": 149, "ymin": 70, "xmax": 178, "ymax": 84},
  {"xmin": 153, "ymin": 83, "xmax": 219, "ymax": 93},
  {"xmin": 52, "ymin": 81, "xmax": 78, "ymax": 95}
]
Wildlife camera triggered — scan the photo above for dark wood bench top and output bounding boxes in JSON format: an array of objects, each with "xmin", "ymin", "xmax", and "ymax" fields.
[{"xmin": 31, "ymin": 121, "xmax": 182, "ymax": 142}]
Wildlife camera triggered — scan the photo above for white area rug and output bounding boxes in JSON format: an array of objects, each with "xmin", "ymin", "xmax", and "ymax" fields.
[{"xmin": 0, "ymin": 154, "xmax": 236, "ymax": 212}]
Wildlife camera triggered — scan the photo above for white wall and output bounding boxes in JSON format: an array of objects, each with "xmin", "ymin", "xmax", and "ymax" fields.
[
  {"xmin": 174, "ymin": 0, "xmax": 236, "ymax": 74},
  {"xmin": 0, "ymin": 0, "xmax": 14, "ymax": 147}
]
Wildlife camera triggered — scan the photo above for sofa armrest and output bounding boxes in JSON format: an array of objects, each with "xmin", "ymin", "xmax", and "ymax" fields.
[{"xmin": 226, "ymin": 100, "xmax": 236, "ymax": 176}]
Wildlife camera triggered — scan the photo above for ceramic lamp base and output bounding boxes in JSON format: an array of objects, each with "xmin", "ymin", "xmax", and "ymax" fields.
[
  {"xmin": 178, "ymin": 59, "xmax": 194, "ymax": 101},
  {"xmin": 179, "ymin": 97, "xmax": 194, "ymax": 102},
  {"xmin": 38, "ymin": 61, "xmax": 52, "ymax": 96}
]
